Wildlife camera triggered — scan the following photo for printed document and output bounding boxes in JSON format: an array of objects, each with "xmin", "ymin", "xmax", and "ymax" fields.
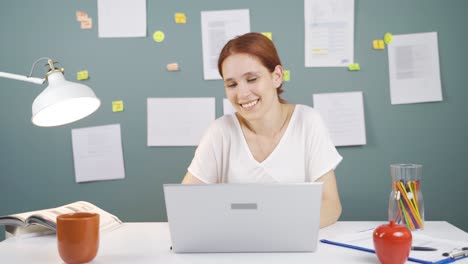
[
  {"xmin": 304, "ymin": 0, "xmax": 354, "ymax": 67},
  {"xmin": 201, "ymin": 9, "xmax": 250, "ymax": 80},
  {"xmin": 388, "ymin": 32, "xmax": 442, "ymax": 104}
]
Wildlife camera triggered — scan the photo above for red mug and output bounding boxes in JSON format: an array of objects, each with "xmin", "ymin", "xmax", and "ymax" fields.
[{"xmin": 57, "ymin": 212, "xmax": 100, "ymax": 264}]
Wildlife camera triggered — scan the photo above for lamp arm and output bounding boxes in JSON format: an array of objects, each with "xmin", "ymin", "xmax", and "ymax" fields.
[
  {"xmin": 0, "ymin": 71, "xmax": 45, "ymax": 85},
  {"xmin": 0, "ymin": 57, "xmax": 52, "ymax": 85}
]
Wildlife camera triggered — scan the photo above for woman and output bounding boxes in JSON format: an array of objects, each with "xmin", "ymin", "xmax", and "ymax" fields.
[{"xmin": 182, "ymin": 32, "xmax": 342, "ymax": 228}]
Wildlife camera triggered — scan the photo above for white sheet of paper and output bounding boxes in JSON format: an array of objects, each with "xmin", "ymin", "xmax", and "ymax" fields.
[
  {"xmin": 388, "ymin": 32, "xmax": 442, "ymax": 104},
  {"xmin": 304, "ymin": 0, "xmax": 354, "ymax": 67},
  {"xmin": 313, "ymin": 91, "xmax": 366, "ymax": 146},
  {"xmin": 201, "ymin": 9, "xmax": 250, "ymax": 80},
  {"xmin": 329, "ymin": 229, "xmax": 466, "ymax": 263},
  {"xmin": 147, "ymin": 98, "xmax": 216, "ymax": 146},
  {"xmin": 223, "ymin": 98, "xmax": 236, "ymax": 115},
  {"xmin": 71, "ymin": 124, "xmax": 126, "ymax": 183},
  {"xmin": 97, "ymin": 0, "xmax": 147, "ymax": 38}
]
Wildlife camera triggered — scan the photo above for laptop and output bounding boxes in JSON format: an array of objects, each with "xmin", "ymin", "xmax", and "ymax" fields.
[{"xmin": 163, "ymin": 183, "xmax": 323, "ymax": 253}]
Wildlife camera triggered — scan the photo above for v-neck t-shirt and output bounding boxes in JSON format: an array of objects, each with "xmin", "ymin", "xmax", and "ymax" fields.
[{"xmin": 187, "ymin": 104, "xmax": 342, "ymax": 183}]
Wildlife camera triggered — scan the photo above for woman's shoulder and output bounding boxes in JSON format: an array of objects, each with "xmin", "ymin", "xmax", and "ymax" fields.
[
  {"xmin": 293, "ymin": 104, "xmax": 323, "ymax": 121},
  {"xmin": 207, "ymin": 114, "xmax": 238, "ymax": 134},
  {"xmin": 215, "ymin": 114, "xmax": 238, "ymax": 127}
]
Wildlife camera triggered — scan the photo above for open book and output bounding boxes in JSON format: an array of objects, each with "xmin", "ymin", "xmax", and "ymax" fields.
[{"xmin": 0, "ymin": 201, "xmax": 122, "ymax": 238}]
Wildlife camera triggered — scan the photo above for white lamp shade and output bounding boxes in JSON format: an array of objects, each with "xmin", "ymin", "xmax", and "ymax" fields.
[{"xmin": 31, "ymin": 71, "xmax": 101, "ymax": 127}]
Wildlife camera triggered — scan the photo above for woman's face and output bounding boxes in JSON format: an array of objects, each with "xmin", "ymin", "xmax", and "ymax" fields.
[{"xmin": 221, "ymin": 53, "xmax": 283, "ymax": 121}]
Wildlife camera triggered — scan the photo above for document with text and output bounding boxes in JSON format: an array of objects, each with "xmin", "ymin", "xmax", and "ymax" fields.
[
  {"xmin": 388, "ymin": 32, "xmax": 442, "ymax": 104},
  {"xmin": 304, "ymin": 0, "xmax": 354, "ymax": 67},
  {"xmin": 201, "ymin": 9, "xmax": 250, "ymax": 80},
  {"xmin": 313, "ymin": 91, "xmax": 366, "ymax": 146},
  {"xmin": 71, "ymin": 124, "xmax": 126, "ymax": 183}
]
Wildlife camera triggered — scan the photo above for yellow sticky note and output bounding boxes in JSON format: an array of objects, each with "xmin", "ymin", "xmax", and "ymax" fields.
[
  {"xmin": 384, "ymin": 32, "xmax": 393, "ymax": 44},
  {"xmin": 77, "ymin": 70, "xmax": 89, "ymax": 80},
  {"xmin": 112, "ymin": 101, "xmax": 124, "ymax": 112},
  {"xmin": 174, "ymin": 13, "xmax": 186, "ymax": 24},
  {"xmin": 261, "ymin": 32, "xmax": 272, "ymax": 40},
  {"xmin": 153, "ymin": 31, "xmax": 165, "ymax": 42},
  {"xmin": 348, "ymin": 63, "xmax": 360, "ymax": 71},
  {"xmin": 283, "ymin": 70, "xmax": 290, "ymax": 81},
  {"xmin": 373, "ymin": 40, "xmax": 385, "ymax": 50}
]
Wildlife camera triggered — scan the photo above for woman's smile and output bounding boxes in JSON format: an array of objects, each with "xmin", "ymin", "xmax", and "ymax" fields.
[{"xmin": 240, "ymin": 99, "xmax": 259, "ymax": 109}]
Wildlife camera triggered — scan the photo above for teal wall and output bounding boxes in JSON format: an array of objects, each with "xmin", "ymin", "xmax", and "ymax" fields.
[{"xmin": 1, "ymin": 0, "xmax": 467, "ymax": 241}]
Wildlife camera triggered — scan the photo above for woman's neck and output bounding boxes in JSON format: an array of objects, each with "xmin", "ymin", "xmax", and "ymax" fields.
[{"xmin": 238, "ymin": 103, "xmax": 291, "ymax": 137}]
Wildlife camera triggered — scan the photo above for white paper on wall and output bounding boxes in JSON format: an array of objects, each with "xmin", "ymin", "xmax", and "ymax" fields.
[{"xmin": 313, "ymin": 91, "xmax": 366, "ymax": 146}]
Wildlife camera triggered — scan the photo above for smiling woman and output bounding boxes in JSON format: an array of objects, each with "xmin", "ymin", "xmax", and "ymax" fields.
[{"xmin": 182, "ymin": 32, "xmax": 343, "ymax": 228}]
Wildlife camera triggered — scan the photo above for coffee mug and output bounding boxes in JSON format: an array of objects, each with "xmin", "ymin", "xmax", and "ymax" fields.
[{"xmin": 57, "ymin": 212, "xmax": 100, "ymax": 264}]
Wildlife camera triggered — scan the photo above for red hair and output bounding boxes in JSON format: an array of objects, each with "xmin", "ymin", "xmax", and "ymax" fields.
[{"xmin": 218, "ymin": 32, "xmax": 285, "ymax": 102}]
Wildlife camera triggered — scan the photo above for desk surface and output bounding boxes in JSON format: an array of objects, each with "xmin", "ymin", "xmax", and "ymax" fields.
[{"xmin": 1, "ymin": 221, "xmax": 467, "ymax": 263}]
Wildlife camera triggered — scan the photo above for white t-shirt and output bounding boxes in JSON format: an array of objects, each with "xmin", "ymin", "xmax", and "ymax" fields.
[{"xmin": 188, "ymin": 104, "xmax": 342, "ymax": 183}]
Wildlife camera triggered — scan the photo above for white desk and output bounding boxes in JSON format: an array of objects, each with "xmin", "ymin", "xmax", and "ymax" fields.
[{"xmin": 1, "ymin": 221, "xmax": 467, "ymax": 263}]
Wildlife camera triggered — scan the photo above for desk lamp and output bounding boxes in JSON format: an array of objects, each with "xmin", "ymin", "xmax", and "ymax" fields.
[{"xmin": 0, "ymin": 57, "xmax": 101, "ymax": 127}]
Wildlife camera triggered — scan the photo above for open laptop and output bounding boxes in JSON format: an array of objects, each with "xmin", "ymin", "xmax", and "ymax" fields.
[{"xmin": 163, "ymin": 183, "xmax": 323, "ymax": 253}]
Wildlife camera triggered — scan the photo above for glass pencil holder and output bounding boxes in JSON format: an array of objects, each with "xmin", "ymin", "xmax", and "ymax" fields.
[{"xmin": 388, "ymin": 164, "xmax": 424, "ymax": 231}]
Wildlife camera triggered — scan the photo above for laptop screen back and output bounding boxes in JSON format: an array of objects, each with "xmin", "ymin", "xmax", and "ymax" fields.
[{"xmin": 163, "ymin": 183, "xmax": 323, "ymax": 253}]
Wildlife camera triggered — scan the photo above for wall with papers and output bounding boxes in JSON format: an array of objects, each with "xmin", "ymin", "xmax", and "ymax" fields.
[{"xmin": 1, "ymin": 0, "xmax": 468, "ymax": 241}]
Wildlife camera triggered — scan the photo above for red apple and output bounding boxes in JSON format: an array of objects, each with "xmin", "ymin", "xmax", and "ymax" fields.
[{"xmin": 373, "ymin": 221, "xmax": 412, "ymax": 264}]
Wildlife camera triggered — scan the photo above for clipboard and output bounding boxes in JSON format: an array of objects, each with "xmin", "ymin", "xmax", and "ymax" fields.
[{"xmin": 320, "ymin": 234, "xmax": 468, "ymax": 264}]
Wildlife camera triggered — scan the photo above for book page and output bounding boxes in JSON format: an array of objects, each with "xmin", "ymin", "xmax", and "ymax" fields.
[
  {"xmin": 5, "ymin": 225, "xmax": 54, "ymax": 239},
  {"xmin": 3, "ymin": 201, "xmax": 122, "ymax": 233}
]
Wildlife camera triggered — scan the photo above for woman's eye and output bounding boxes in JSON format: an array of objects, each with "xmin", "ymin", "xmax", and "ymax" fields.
[
  {"xmin": 226, "ymin": 83, "xmax": 237, "ymax": 88},
  {"xmin": 247, "ymin": 78, "xmax": 257, "ymax": 83}
]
